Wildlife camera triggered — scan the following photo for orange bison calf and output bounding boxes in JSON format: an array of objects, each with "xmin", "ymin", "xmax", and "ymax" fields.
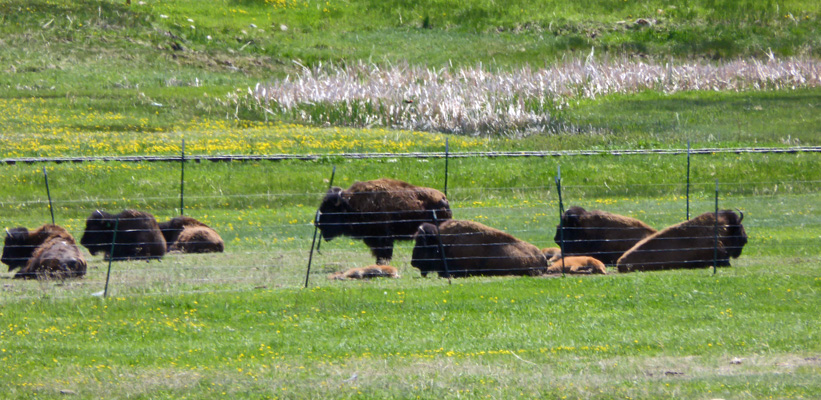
[
  {"xmin": 159, "ymin": 216, "xmax": 224, "ymax": 253},
  {"xmin": 327, "ymin": 265, "xmax": 400, "ymax": 280},
  {"xmin": 546, "ymin": 256, "xmax": 607, "ymax": 275},
  {"xmin": 617, "ymin": 209, "xmax": 747, "ymax": 273},
  {"xmin": 316, "ymin": 178, "xmax": 452, "ymax": 265},
  {"xmin": 412, "ymin": 220, "xmax": 547, "ymax": 278},
  {"xmin": 554, "ymin": 206, "xmax": 657, "ymax": 265}
]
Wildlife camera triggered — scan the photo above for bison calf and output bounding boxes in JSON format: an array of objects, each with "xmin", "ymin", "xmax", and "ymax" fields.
[
  {"xmin": 159, "ymin": 216, "xmax": 224, "ymax": 253},
  {"xmin": 80, "ymin": 210, "xmax": 166, "ymax": 261},
  {"xmin": 546, "ymin": 256, "xmax": 607, "ymax": 275},
  {"xmin": 554, "ymin": 206, "xmax": 657, "ymax": 265},
  {"xmin": 316, "ymin": 178, "xmax": 452, "ymax": 265},
  {"xmin": 327, "ymin": 265, "xmax": 400, "ymax": 280},
  {"xmin": 617, "ymin": 209, "xmax": 747, "ymax": 273},
  {"xmin": 412, "ymin": 220, "xmax": 547, "ymax": 278}
]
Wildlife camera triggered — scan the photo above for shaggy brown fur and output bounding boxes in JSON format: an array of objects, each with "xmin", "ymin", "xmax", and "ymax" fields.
[
  {"xmin": 617, "ymin": 209, "xmax": 747, "ymax": 273},
  {"xmin": 327, "ymin": 265, "xmax": 400, "ymax": 280},
  {"xmin": 546, "ymin": 256, "xmax": 607, "ymax": 275},
  {"xmin": 15, "ymin": 236, "xmax": 87, "ymax": 280},
  {"xmin": 412, "ymin": 220, "xmax": 547, "ymax": 278},
  {"xmin": 3, "ymin": 224, "xmax": 74, "ymax": 271},
  {"xmin": 554, "ymin": 206, "xmax": 657, "ymax": 265},
  {"xmin": 80, "ymin": 209, "xmax": 166, "ymax": 261},
  {"xmin": 159, "ymin": 216, "xmax": 224, "ymax": 253},
  {"xmin": 169, "ymin": 226, "xmax": 225, "ymax": 253},
  {"xmin": 317, "ymin": 178, "xmax": 452, "ymax": 265}
]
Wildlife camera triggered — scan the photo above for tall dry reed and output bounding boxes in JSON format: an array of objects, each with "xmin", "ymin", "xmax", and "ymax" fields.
[{"xmin": 247, "ymin": 57, "xmax": 820, "ymax": 136}]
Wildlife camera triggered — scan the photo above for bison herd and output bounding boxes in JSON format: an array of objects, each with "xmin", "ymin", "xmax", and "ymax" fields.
[
  {"xmin": 2, "ymin": 211, "xmax": 223, "ymax": 280},
  {"xmin": 3, "ymin": 177, "xmax": 748, "ymax": 282},
  {"xmin": 317, "ymin": 178, "xmax": 747, "ymax": 280}
]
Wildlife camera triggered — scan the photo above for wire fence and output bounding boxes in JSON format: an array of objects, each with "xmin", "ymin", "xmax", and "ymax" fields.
[{"xmin": 1, "ymin": 149, "xmax": 820, "ymax": 300}]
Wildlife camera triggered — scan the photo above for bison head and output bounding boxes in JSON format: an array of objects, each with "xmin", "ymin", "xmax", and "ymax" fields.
[
  {"xmin": 411, "ymin": 223, "xmax": 442, "ymax": 277},
  {"xmin": 553, "ymin": 206, "xmax": 586, "ymax": 253},
  {"xmin": 80, "ymin": 210, "xmax": 116, "ymax": 255},
  {"xmin": 2, "ymin": 227, "xmax": 32, "ymax": 270},
  {"xmin": 315, "ymin": 187, "xmax": 353, "ymax": 241},
  {"xmin": 721, "ymin": 209, "xmax": 748, "ymax": 259}
]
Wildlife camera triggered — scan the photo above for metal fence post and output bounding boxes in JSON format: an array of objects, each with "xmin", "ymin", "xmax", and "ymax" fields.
[
  {"xmin": 43, "ymin": 167, "xmax": 55, "ymax": 225},
  {"xmin": 431, "ymin": 209, "xmax": 452, "ymax": 284},
  {"xmin": 555, "ymin": 166, "xmax": 566, "ymax": 276},
  {"xmin": 103, "ymin": 218, "xmax": 120, "ymax": 298},
  {"xmin": 180, "ymin": 138, "xmax": 185, "ymax": 216},
  {"xmin": 316, "ymin": 165, "xmax": 336, "ymax": 254},
  {"xmin": 686, "ymin": 140, "xmax": 691, "ymax": 220},
  {"xmin": 444, "ymin": 137, "xmax": 449, "ymax": 197}
]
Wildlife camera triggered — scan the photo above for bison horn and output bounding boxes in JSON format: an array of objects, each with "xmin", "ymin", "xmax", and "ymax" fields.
[
  {"xmin": 4, "ymin": 228, "xmax": 9, "ymax": 237},
  {"xmin": 736, "ymin": 208, "xmax": 744, "ymax": 223},
  {"xmin": 95, "ymin": 209, "xmax": 104, "ymax": 217}
]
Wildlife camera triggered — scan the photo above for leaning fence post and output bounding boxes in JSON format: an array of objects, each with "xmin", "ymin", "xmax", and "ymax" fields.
[
  {"xmin": 431, "ymin": 209, "xmax": 452, "ymax": 285},
  {"xmin": 555, "ymin": 166, "xmax": 566, "ymax": 277},
  {"xmin": 316, "ymin": 165, "xmax": 336, "ymax": 254},
  {"xmin": 42, "ymin": 167, "xmax": 55, "ymax": 225},
  {"xmin": 444, "ymin": 137, "xmax": 449, "ymax": 197},
  {"xmin": 686, "ymin": 140, "xmax": 691, "ymax": 220},
  {"xmin": 304, "ymin": 211, "xmax": 321, "ymax": 288},
  {"xmin": 103, "ymin": 218, "xmax": 120, "ymax": 299},
  {"xmin": 713, "ymin": 179, "xmax": 719, "ymax": 275},
  {"xmin": 180, "ymin": 138, "xmax": 185, "ymax": 216}
]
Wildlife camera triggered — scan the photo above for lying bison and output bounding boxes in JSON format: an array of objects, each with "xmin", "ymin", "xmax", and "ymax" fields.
[
  {"xmin": 554, "ymin": 206, "xmax": 657, "ymax": 265},
  {"xmin": 15, "ymin": 235, "xmax": 87, "ymax": 280},
  {"xmin": 617, "ymin": 209, "xmax": 747, "ymax": 273},
  {"xmin": 3, "ymin": 224, "xmax": 86, "ymax": 279},
  {"xmin": 158, "ymin": 216, "xmax": 224, "ymax": 253},
  {"xmin": 546, "ymin": 256, "xmax": 607, "ymax": 275},
  {"xmin": 316, "ymin": 178, "xmax": 452, "ymax": 265},
  {"xmin": 3, "ymin": 224, "xmax": 73, "ymax": 271},
  {"xmin": 80, "ymin": 210, "xmax": 166, "ymax": 261},
  {"xmin": 327, "ymin": 265, "xmax": 400, "ymax": 280},
  {"xmin": 411, "ymin": 220, "xmax": 547, "ymax": 278}
]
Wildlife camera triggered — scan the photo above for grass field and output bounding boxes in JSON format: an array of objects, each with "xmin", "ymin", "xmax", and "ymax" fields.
[{"xmin": 1, "ymin": 0, "xmax": 820, "ymax": 398}]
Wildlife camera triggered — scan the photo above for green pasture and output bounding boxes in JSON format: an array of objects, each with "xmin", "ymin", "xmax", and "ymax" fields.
[{"xmin": 1, "ymin": 0, "xmax": 820, "ymax": 398}]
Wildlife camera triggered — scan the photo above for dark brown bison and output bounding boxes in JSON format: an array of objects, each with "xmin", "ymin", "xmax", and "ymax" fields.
[
  {"xmin": 554, "ymin": 206, "xmax": 657, "ymax": 265},
  {"xmin": 411, "ymin": 220, "xmax": 547, "ymax": 278},
  {"xmin": 327, "ymin": 265, "xmax": 400, "ymax": 280},
  {"xmin": 14, "ymin": 235, "xmax": 87, "ymax": 280},
  {"xmin": 546, "ymin": 256, "xmax": 607, "ymax": 275},
  {"xmin": 617, "ymin": 209, "xmax": 748, "ymax": 273},
  {"xmin": 158, "ymin": 216, "xmax": 224, "ymax": 253},
  {"xmin": 3, "ymin": 224, "xmax": 73, "ymax": 271},
  {"xmin": 316, "ymin": 178, "xmax": 452, "ymax": 265},
  {"xmin": 80, "ymin": 210, "xmax": 166, "ymax": 261}
]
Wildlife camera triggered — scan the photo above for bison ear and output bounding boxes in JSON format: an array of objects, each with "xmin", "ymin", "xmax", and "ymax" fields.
[{"xmin": 326, "ymin": 187, "xmax": 347, "ymax": 209}]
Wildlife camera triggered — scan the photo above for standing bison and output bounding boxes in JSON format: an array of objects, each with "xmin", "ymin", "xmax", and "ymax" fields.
[
  {"xmin": 617, "ymin": 209, "xmax": 747, "ymax": 273},
  {"xmin": 554, "ymin": 206, "xmax": 657, "ymax": 265},
  {"xmin": 411, "ymin": 220, "xmax": 547, "ymax": 278},
  {"xmin": 316, "ymin": 178, "xmax": 452, "ymax": 265},
  {"xmin": 3, "ymin": 224, "xmax": 86, "ymax": 279},
  {"xmin": 80, "ymin": 210, "xmax": 166, "ymax": 261},
  {"xmin": 158, "ymin": 216, "xmax": 224, "ymax": 253}
]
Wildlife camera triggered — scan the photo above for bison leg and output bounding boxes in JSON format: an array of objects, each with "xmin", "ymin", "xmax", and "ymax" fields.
[{"xmin": 364, "ymin": 237, "xmax": 394, "ymax": 265}]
